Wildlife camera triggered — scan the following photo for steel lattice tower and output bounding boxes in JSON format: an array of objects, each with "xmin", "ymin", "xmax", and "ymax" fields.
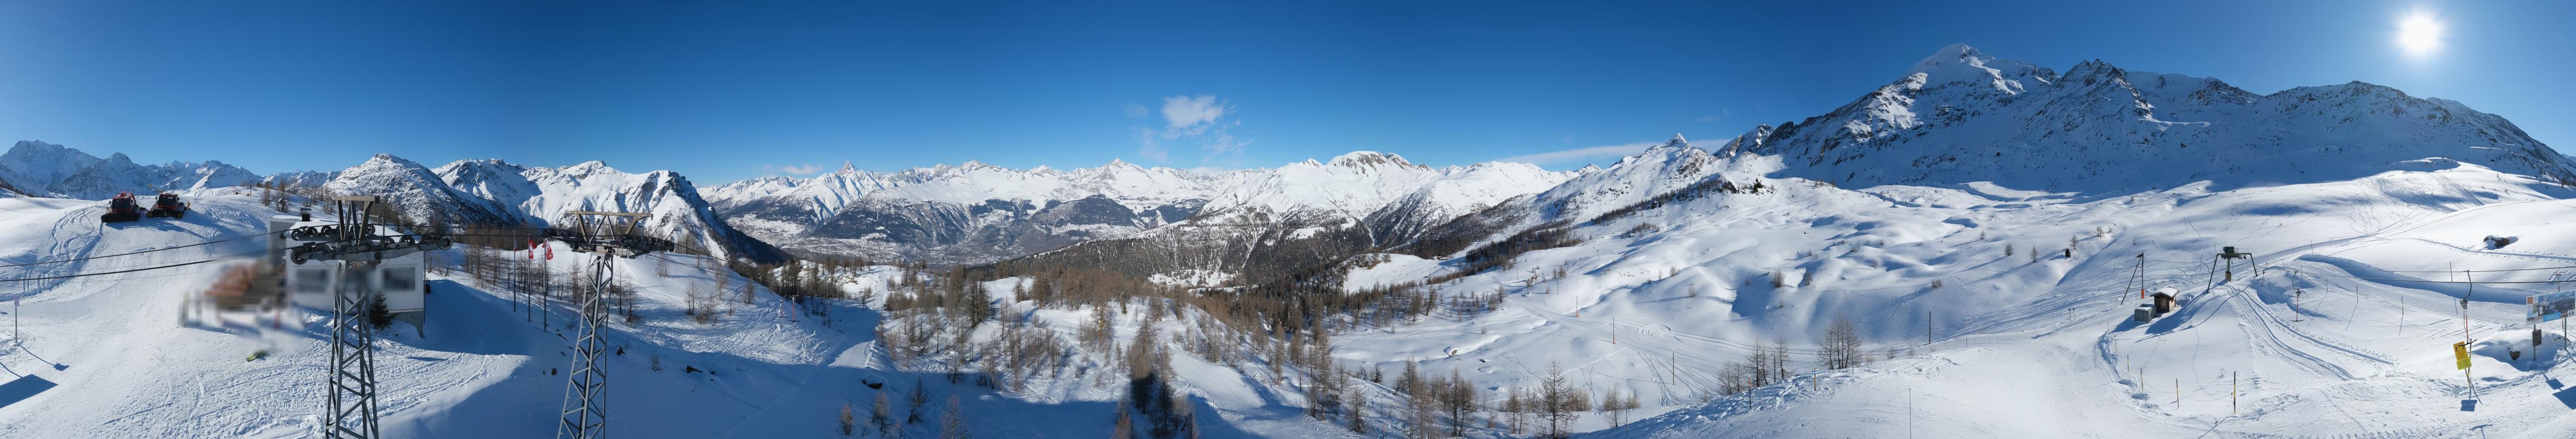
[
  {"xmin": 325, "ymin": 259, "xmax": 382, "ymax": 439},
  {"xmin": 558, "ymin": 252, "xmax": 615, "ymax": 438},
  {"xmin": 285, "ymin": 196, "xmax": 452, "ymax": 439},
  {"xmin": 554, "ymin": 211, "xmax": 666, "ymax": 439}
]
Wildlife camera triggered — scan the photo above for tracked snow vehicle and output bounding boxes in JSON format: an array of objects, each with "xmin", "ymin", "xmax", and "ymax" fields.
[
  {"xmin": 146, "ymin": 192, "xmax": 189, "ymax": 219},
  {"xmin": 101, "ymin": 192, "xmax": 143, "ymax": 222}
]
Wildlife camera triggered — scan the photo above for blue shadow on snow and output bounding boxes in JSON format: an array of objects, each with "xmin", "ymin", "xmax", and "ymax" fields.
[{"xmin": 0, "ymin": 374, "xmax": 58, "ymax": 409}]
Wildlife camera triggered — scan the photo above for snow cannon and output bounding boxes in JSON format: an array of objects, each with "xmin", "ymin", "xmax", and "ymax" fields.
[
  {"xmin": 100, "ymin": 192, "xmax": 143, "ymax": 223},
  {"xmin": 146, "ymin": 192, "xmax": 189, "ymax": 219}
]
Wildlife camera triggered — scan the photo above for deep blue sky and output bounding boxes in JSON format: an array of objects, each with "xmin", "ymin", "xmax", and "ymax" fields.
[{"xmin": 3, "ymin": 1, "xmax": 2570, "ymax": 184}]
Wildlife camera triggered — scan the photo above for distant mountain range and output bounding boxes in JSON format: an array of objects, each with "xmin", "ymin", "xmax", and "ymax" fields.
[
  {"xmin": 0, "ymin": 140, "xmax": 316, "ymax": 199},
  {"xmin": 698, "ymin": 152, "xmax": 1574, "ymax": 266},
  {"xmin": 5, "ymin": 44, "xmax": 2568, "ymax": 273}
]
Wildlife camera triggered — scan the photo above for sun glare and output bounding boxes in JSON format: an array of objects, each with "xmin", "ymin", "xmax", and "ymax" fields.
[{"xmin": 2397, "ymin": 12, "xmax": 2443, "ymax": 55}]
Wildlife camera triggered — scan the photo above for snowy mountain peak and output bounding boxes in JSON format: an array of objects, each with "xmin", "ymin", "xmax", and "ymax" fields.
[
  {"xmin": 365, "ymin": 153, "xmax": 424, "ymax": 168},
  {"xmin": 2063, "ymin": 59, "xmax": 2130, "ymax": 83},
  {"xmin": 556, "ymin": 160, "xmax": 619, "ymax": 177},
  {"xmin": 1326, "ymin": 151, "xmax": 1420, "ymax": 169},
  {"xmin": 437, "ymin": 158, "xmax": 527, "ymax": 172},
  {"xmin": 1907, "ymin": 42, "xmax": 1983, "ymax": 71},
  {"xmin": 1906, "ymin": 43, "xmax": 2051, "ymax": 94},
  {"xmin": 1653, "ymin": 133, "xmax": 1691, "ymax": 149}
]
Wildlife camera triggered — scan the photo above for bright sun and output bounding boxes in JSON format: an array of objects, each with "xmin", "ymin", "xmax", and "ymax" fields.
[{"xmin": 2397, "ymin": 12, "xmax": 2443, "ymax": 55}]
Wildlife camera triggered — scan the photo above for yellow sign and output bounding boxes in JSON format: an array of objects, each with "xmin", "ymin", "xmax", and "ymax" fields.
[{"xmin": 2453, "ymin": 341, "xmax": 2471, "ymax": 370}]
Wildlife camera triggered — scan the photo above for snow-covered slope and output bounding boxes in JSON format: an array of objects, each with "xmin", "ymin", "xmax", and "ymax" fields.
[
  {"xmin": 1346, "ymin": 157, "xmax": 2576, "ymax": 438},
  {"xmin": 0, "ymin": 193, "xmax": 845, "ymax": 437},
  {"xmin": 0, "ymin": 193, "xmax": 1363, "ymax": 438},
  {"xmin": 1312, "ymin": 44, "xmax": 2576, "ymax": 439}
]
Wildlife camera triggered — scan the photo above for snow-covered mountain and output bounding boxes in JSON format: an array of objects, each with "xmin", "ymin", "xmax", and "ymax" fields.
[
  {"xmin": 261, "ymin": 170, "xmax": 339, "ymax": 188},
  {"xmin": 1400, "ymin": 134, "xmax": 1739, "ymax": 258},
  {"xmin": 0, "ymin": 140, "xmax": 105, "ymax": 194},
  {"xmin": 48, "ymin": 154, "xmax": 266, "ymax": 200},
  {"xmin": 1716, "ymin": 43, "xmax": 2576, "ymax": 191},
  {"xmin": 0, "ymin": 140, "xmax": 295, "ymax": 199},
  {"xmin": 1362, "ymin": 160, "xmax": 1577, "ymax": 245},
  {"xmin": 320, "ymin": 154, "xmax": 524, "ymax": 227},
  {"xmin": 434, "ymin": 158, "xmax": 784, "ymax": 263}
]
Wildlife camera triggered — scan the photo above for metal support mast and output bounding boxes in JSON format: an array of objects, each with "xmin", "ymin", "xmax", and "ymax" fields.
[
  {"xmin": 287, "ymin": 196, "xmax": 452, "ymax": 439},
  {"xmin": 555, "ymin": 211, "xmax": 670, "ymax": 439},
  {"xmin": 559, "ymin": 252, "xmax": 614, "ymax": 438},
  {"xmin": 2132, "ymin": 253, "xmax": 2146, "ymax": 300},
  {"xmin": 325, "ymin": 258, "xmax": 379, "ymax": 439}
]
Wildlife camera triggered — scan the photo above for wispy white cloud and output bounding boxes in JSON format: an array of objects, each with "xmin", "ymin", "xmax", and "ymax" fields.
[
  {"xmin": 1134, "ymin": 127, "xmax": 1171, "ymax": 161},
  {"xmin": 1201, "ymin": 130, "xmax": 1249, "ymax": 156},
  {"xmin": 759, "ymin": 163, "xmax": 826, "ymax": 176},
  {"xmin": 1495, "ymin": 142, "xmax": 1657, "ymax": 165},
  {"xmin": 1124, "ymin": 103, "xmax": 1150, "ymax": 119},
  {"xmin": 1696, "ymin": 109, "xmax": 1730, "ymax": 123},
  {"xmin": 1160, "ymin": 95, "xmax": 1227, "ymax": 131},
  {"xmin": 1132, "ymin": 94, "xmax": 1250, "ymax": 162}
]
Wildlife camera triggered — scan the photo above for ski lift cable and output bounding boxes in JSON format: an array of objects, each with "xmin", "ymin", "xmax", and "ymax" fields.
[
  {"xmin": 2283, "ymin": 268, "xmax": 2574, "ymax": 285},
  {"xmin": 0, "ymin": 219, "xmax": 529, "ymax": 270},
  {"xmin": 2321, "ymin": 263, "xmax": 2576, "ymax": 274},
  {"xmin": 0, "ymin": 229, "xmax": 288, "ymax": 269},
  {"xmin": 0, "ymin": 252, "xmax": 248, "ymax": 283}
]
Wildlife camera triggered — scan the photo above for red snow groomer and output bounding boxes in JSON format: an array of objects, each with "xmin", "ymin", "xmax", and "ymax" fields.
[
  {"xmin": 101, "ymin": 192, "xmax": 143, "ymax": 222},
  {"xmin": 146, "ymin": 192, "xmax": 189, "ymax": 219}
]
